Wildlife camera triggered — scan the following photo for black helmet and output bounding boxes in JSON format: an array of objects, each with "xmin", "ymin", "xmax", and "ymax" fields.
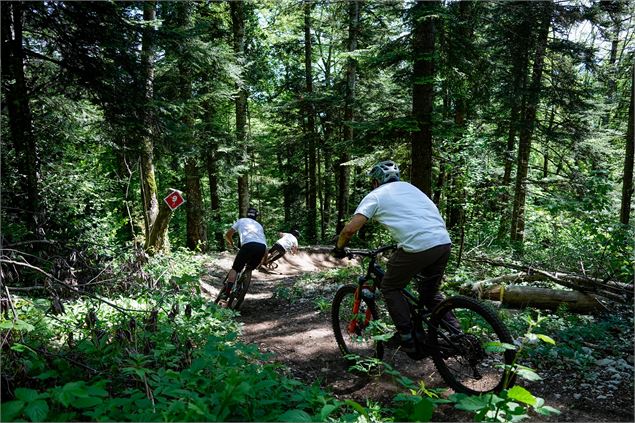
[
  {"xmin": 368, "ymin": 160, "xmax": 400, "ymax": 185},
  {"xmin": 246, "ymin": 207, "xmax": 259, "ymax": 219},
  {"xmin": 291, "ymin": 229, "xmax": 300, "ymax": 238}
]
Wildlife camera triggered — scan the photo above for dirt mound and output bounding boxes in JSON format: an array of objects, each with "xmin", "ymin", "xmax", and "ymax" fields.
[{"xmin": 200, "ymin": 248, "xmax": 355, "ymax": 296}]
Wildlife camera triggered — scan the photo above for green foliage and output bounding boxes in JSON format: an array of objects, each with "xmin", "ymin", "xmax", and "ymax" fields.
[
  {"xmin": 314, "ymin": 297, "xmax": 331, "ymax": 313},
  {"xmin": 0, "ymin": 253, "xmax": 368, "ymax": 422},
  {"xmin": 450, "ymin": 387, "xmax": 559, "ymax": 422},
  {"xmin": 503, "ymin": 308, "xmax": 634, "ymax": 375},
  {"xmin": 445, "ymin": 313, "xmax": 560, "ymax": 422}
]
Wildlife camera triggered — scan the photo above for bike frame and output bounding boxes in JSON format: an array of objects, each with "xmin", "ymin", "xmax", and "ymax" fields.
[{"xmin": 345, "ymin": 245, "xmax": 460, "ymax": 352}]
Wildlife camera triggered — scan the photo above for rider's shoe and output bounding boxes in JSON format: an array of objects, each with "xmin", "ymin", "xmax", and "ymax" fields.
[{"xmin": 386, "ymin": 332, "xmax": 417, "ymax": 354}]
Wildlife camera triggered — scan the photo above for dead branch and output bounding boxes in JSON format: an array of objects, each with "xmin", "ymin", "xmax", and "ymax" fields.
[{"xmin": 1, "ymin": 258, "xmax": 147, "ymax": 314}]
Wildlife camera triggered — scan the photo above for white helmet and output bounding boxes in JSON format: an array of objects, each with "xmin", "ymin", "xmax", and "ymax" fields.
[{"xmin": 368, "ymin": 160, "xmax": 400, "ymax": 185}]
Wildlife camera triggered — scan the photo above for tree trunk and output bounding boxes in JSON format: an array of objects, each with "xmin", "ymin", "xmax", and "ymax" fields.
[
  {"xmin": 337, "ymin": 0, "xmax": 360, "ymax": 234},
  {"xmin": 146, "ymin": 191, "xmax": 174, "ymax": 255},
  {"xmin": 445, "ymin": 0, "xmax": 472, "ymax": 231},
  {"xmin": 1, "ymin": 2, "xmax": 43, "ymax": 236},
  {"xmin": 497, "ymin": 39, "xmax": 528, "ymax": 241},
  {"xmin": 410, "ymin": 0, "xmax": 438, "ymax": 195},
  {"xmin": 140, "ymin": 0, "xmax": 159, "ymax": 250},
  {"xmin": 185, "ymin": 158, "xmax": 206, "ymax": 251},
  {"xmin": 621, "ymin": 65, "xmax": 634, "ymax": 225},
  {"xmin": 176, "ymin": 2, "xmax": 206, "ymax": 251},
  {"xmin": 207, "ymin": 150, "xmax": 224, "ymax": 250},
  {"xmin": 304, "ymin": 0, "xmax": 317, "ymax": 243},
  {"xmin": 319, "ymin": 35, "xmax": 334, "ymax": 240},
  {"xmin": 510, "ymin": 3, "xmax": 551, "ymax": 245},
  {"xmin": 231, "ymin": 1, "xmax": 250, "ymax": 218}
]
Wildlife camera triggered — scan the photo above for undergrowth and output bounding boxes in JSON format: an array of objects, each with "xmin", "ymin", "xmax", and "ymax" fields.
[{"xmin": 0, "ymin": 250, "xmax": 368, "ymax": 422}]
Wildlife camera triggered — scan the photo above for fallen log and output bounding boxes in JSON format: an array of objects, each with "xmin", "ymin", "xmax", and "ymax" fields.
[
  {"xmin": 466, "ymin": 256, "xmax": 633, "ymax": 303},
  {"xmin": 478, "ymin": 285, "xmax": 604, "ymax": 314}
]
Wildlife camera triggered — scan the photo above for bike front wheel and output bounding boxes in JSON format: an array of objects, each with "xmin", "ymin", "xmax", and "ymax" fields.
[
  {"xmin": 428, "ymin": 295, "xmax": 516, "ymax": 395},
  {"xmin": 214, "ymin": 273, "xmax": 233, "ymax": 306},
  {"xmin": 232, "ymin": 270, "xmax": 252, "ymax": 311},
  {"xmin": 332, "ymin": 284, "xmax": 384, "ymax": 363}
]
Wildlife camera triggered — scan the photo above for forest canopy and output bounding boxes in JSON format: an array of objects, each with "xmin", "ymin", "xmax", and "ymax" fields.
[{"xmin": 1, "ymin": 1, "xmax": 633, "ymax": 278}]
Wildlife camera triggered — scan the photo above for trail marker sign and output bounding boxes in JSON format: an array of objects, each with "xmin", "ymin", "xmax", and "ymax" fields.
[{"xmin": 164, "ymin": 189, "xmax": 185, "ymax": 211}]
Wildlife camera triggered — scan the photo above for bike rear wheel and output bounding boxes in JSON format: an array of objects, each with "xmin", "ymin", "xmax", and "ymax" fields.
[
  {"xmin": 332, "ymin": 284, "xmax": 384, "ymax": 362},
  {"xmin": 214, "ymin": 272, "xmax": 239, "ymax": 309},
  {"xmin": 232, "ymin": 269, "xmax": 252, "ymax": 311},
  {"xmin": 428, "ymin": 295, "xmax": 516, "ymax": 395}
]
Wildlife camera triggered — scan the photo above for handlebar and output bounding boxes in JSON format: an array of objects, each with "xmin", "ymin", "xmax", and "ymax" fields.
[{"xmin": 344, "ymin": 244, "xmax": 397, "ymax": 259}]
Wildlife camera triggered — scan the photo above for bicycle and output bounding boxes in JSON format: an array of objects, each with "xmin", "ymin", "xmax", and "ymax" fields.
[
  {"xmin": 331, "ymin": 245, "xmax": 517, "ymax": 395},
  {"xmin": 214, "ymin": 266, "xmax": 253, "ymax": 311}
]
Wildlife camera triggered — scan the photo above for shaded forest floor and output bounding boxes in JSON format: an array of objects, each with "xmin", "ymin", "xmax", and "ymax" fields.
[{"xmin": 200, "ymin": 251, "xmax": 634, "ymax": 422}]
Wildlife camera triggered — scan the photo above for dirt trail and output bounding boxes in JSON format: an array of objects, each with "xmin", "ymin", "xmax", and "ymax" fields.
[{"xmin": 200, "ymin": 251, "xmax": 634, "ymax": 422}]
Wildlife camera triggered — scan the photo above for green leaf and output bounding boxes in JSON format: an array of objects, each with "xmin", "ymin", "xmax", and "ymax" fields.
[
  {"xmin": 10, "ymin": 343, "xmax": 34, "ymax": 353},
  {"xmin": 507, "ymin": 386, "xmax": 536, "ymax": 406},
  {"xmin": 344, "ymin": 400, "xmax": 369, "ymax": 418},
  {"xmin": 318, "ymin": 404, "xmax": 340, "ymax": 420},
  {"xmin": 0, "ymin": 321, "xmax": 15, "ymax": 329},
  {"xmin": 485, "ymin": 341, "xmax": 516, "ymax": 353},
  {"xmin": 15, "ymin": 388, "xmax": 40, "ymax": 402},
  {"xmin": 34, "ymin": 370, "xmax": 59, "ymax": 380},
  {"xmin": 0, "ymin": 319, "xmax": 35, "ymax": 332},
  {"xmin": 85, "ymin": 384, "xmax": 109, "ymax": 397},
  {"xmin": 279, "ymin": 409, "xmax": 313, "ymax": 422},
  {"xmin": 455, "ymin": 395, "xmax": 489, "ymax": 411},
  {"xmin": 410, "ymin": 398, "xmax": 434, "ymax": 422},
  {"xmin": 535, "ymin": 405, "xmax": 561, "ymax": 416},
  {"xmin": 24, "ymin": 399, "xmax": 49, "ymax": 422},
  {"xmin": 515, "ymin": 366, "xmax": 542, "ymax": 381},
  {"xmin": 56, "ymin": 391, "xmax": 74, "ymax": 408},
  {"xmin": 1, "ymin": 400, "xmax": 25, "ymax": 421},
  {"xmin": 73, "ymin": 397, "xmax": 103, "ymax": 409},
  {"xmin": 536, "ymin": 334, "xmax": 556, "ymax": 345}
]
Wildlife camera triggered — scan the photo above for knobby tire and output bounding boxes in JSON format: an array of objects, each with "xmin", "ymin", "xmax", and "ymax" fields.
[
  {"xmin": 332, "ymin": 284, "xmax": 384, "ymax": 363},
  {"xmin": 428, "ymin": 295, "xmax": 516, "ymax": 395},
  {"xmin": 233, "ymin": 270, "xmax": 252, "ymax": 311},
  {"xmin": 214, "ymin": 273, "xmax": 238, "ymax": 309}
]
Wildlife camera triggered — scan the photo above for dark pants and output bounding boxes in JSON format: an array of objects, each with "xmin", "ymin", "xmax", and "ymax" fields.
[
  {"xmin": 232, "ymin": 242, "xmax": 266, "ymax": 272},
  {"xmin": 380, "ymin": 244, "xmax": 456, "ymax": 334},
  {"xmin": 266, "ymin": 243, "xmax": 286, "ymax": 264}
]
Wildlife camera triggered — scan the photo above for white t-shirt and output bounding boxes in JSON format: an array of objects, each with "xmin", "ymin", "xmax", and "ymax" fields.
[
  {"xmin": 354, "ymin": 181, "xmax": 451, "ymax": 253},
  {"xmin": 232, "ymin": 218, "xmax": 267, "ymax": 247},
  {"xmin": 276, "ymin": 233, "xmax": 298, "ymax": 252}
]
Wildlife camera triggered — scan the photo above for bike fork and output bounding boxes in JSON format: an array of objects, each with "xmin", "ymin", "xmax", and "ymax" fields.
[{"xmin": 347, "ymin": 287, "xmax": 373, "ymax": 334}]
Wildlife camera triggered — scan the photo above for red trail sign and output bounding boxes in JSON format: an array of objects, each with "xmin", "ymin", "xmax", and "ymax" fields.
[{"xmin": 164, "ymin": 189, "xmax": 185, "ymax": 211}]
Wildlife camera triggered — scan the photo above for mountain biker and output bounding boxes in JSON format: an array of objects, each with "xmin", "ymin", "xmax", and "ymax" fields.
[
  {"xmin": 261, "ymin": 229, "xmax": 300, "ymax": 268},
  {"xmin": 224, "ymin": 207, "xmax": 267, "ymax": 290},
  {"xmin": 332, "ymin": 160, "xmax": 456, "ymax": 353}
]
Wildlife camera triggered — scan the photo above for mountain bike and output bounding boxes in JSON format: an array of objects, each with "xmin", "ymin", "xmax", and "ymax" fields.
[
  {"xmin": 214, "ymin": 267, "xmax": 253, "ymax": 311},
  {"xmin": 331, "ymin": 245, "xmax": 517, "ymax": 395}
]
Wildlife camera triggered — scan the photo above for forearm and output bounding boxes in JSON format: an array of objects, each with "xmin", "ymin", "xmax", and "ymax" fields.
[
  {"xmin": 336, "ymin": 214, "xmax": 368, "ymax": 249},
  {"xmin": 336, "ymin": 230, "xmax": 354, "ymax": 249},
  {"xmin": 224, "ymin": 230, "xmax": 235, "ymax": 248}
]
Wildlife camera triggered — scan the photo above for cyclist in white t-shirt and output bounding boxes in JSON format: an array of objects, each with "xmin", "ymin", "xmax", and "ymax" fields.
[
  {"xmin": 262, "ymin": 229, "xmax": 300, "ymax": 269},
  {"xmin": 332, "ymin": 160, "xmax": 456, "ymax": 353},
  {"xmin": 224, "ymin": 207, "xmax": 267, "ymax": 287}
]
